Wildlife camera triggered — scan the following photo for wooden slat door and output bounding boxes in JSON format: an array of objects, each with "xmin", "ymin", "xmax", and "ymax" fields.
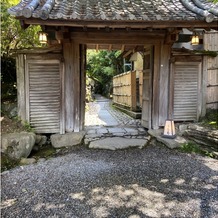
[
  {"xmin": 141, "ymin": 46, "xmax": 154, "ymax": 129},
  {"xmin": 26, "ymin": 60, "xmax": 62, "ymax": 133},
  {"xmin": 173, "ymin": 62, "xmax": 201, "ymax": 121}
]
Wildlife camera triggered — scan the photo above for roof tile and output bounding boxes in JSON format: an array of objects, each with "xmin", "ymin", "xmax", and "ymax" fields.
[{"xmin": 8, "ymin": 0, "xmax": 218, "ymax": 23}]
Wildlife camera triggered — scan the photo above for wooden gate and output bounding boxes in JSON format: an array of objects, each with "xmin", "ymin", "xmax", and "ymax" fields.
[
  {"xmin": 141, "ymin": 46, "xmax": 154, "ymax": 129},
  {"xmin": 26, "ymin": 59, "xmax": 63, "ymax": 133}
]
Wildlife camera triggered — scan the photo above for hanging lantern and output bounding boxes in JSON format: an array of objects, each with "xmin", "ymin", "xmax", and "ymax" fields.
[
  {"xmin": 39, "ymin": 32, "xmax": 48, "ymax": 44},
  {"xmin": 191, "ymin": 34, "xmax": 199, "ymax": 45},
  {"xmin": 162, "ymin": 119, "xmax": 176, "ymax": 139}
]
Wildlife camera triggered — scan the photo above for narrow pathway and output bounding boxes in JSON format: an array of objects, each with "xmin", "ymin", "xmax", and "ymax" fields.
[
  {"xmin": 85, "ymin": 95, "xmax": 119, "ymax": 127},
  {"xmin": 85, "ymin": 94, "xmax": 149, "ymax": 147}
]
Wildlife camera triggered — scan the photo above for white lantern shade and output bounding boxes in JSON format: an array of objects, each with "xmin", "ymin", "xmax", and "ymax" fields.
[
  {"xmin": 191, "ymin": 35, "xmax": 199, "ymax": 45},
  {"xmin": 39, "ymin": 32, "xmax": 48, "ymax": 44},
  {"xmin": 162, "ymin": 119, "xmax": 176, "ymax": 139}
]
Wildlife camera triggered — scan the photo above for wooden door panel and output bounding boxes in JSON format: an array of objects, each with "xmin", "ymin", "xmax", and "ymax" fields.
[{"xmin": 26, "ymin": 60, "xmax": 62, "ymax": 134}]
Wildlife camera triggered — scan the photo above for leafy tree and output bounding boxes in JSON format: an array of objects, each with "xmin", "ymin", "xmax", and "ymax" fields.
[
  {"xmin": 1, "ymin": 0, "xmax": 41, "ymax": 57},
  {"xmin": 86, "ymin": 50, "xmax": 123, "ymax": 97},
  {"xmin": 1, "ymin": 0, "xmax": 41, "ymax": 101}
]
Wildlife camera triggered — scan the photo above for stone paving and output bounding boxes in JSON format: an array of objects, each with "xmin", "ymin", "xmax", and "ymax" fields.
[{"xmin": 84, "ymin": 95, "xmax": 148, "ymax": 146}]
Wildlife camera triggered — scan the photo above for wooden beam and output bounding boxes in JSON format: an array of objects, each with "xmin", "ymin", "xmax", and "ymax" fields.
[
  {"xmin": 164, "ymin": 28, "xmax": 181, "ymax": 44},
  {"xmin": 71, "ymin": 31, "xmax": 166, "ymax": 44},
  {"xmin": 96, "ymin": 44, "xmax": 99, "ymax": 52},
  {"xmin": 55, "ymin": 31, "xmax": 63, "ymax": 42},
  {"xmin": 13, "ymin": 45, "xmax": 62, "ymax": 54},
  {"xmin": 121, "ymin": 45, "xmax": 125, "ymax": 52},
  {"xmin": 123, "ymin": 50, "xmax": 133, "ymax": 58},
  {"xmin": 23, "ymin": 18, "xmax": 218, "ymax": 29},
  {"xmin": 20, "ymin": 20, "xmax": 30, "ymax": 29},
  {"xmin": 108, "ymin": 44, "xmax": 112, "ymax": 51}
]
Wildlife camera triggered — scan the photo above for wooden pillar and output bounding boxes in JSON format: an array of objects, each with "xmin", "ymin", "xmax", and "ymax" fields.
[
  {"xmin": 131, "ymin": 70, "xmax": 137, "ymax": 111},
  {"xmin": 80, "ymin": 44, "xmax": 87, "ymax": 130},
  {"xmin": 16, "ymin": 54, "xmax": 26, "ymax": 121},
  {"xmin": 158, "ymin": 44, "xmax": 171, "ymax": 126},
  {"xmin": 152, "ymin": 44, "xmax": 161, "ymax": 129},
  {"xmin": 73, "ymin": 41, "xmax": 81, "ymax": 132},
  {"xmin": 64, "ymin": 42, "xmax": 74, "ymax": 132},
  {"xmin": 202, "ymin": 56, "xmax": 208, "ymax": 117},
  {"xmin": 168, "ymin": 59, "xmax": 175, "ymax": 120},
  {"xmin": 64, "ymin": 41, "xmax": 81, "ymax": 132}
]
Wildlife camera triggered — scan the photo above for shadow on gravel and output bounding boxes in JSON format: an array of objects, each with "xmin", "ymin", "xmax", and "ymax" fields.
[{"xmin": 1, "ymin": 145, "xmax": 218, "ymax": 218}]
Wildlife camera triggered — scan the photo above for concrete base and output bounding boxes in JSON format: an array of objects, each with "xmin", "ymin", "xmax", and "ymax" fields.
[
  {"xmin": 148, "ymin": 129, "xmax": 187, "ymax": 149},
  {"xmin": 89, "ymin": 137, "xmax": 148, "ymax": 150}
]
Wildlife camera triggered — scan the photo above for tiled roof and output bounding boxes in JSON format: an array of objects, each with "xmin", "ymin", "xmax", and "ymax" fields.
[{"xmin": 8, "ymin": 0, "xmax": 218, "ymax": 23}]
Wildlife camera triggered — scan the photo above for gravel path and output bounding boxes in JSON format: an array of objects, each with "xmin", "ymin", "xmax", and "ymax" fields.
[{"xmin": 1, "ymin": 145, "xmax": 218, "ymax": 218}]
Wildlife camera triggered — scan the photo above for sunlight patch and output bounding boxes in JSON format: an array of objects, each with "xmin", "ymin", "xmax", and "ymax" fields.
[
  {"xmin": 174, "ymin": 178, "xmax": 185, "ymax": 185},
  {"xmin": 1, "ymin": 198, "xmax": 17, "ymax": 209},
  {"xmin": 70, "ymin": 192, "xmax": 86, "ymax": 201}
]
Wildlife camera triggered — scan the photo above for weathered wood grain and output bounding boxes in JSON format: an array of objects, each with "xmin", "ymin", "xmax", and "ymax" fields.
[
  {"xmin": 64, "ymin": 43, "xmax": 75, "ymax": 132},
  {"xmin": 159, "ymin": 44, "xmax": 171, "ymax": 126},
  {"xmin": 26, "ymin": 59, "xmax": 61, "ymax": 133},
  {"xmin": 152, "ymin": 44, "xmax": 161, "ymax": 129},
  {"xmin": 113, "ymin": 71, "xmax": 137, "ymax": 110},
  {"xmin": 204, "ymin": 32, "xmax": 218, "ymax": 110},
  {"xmin": 16, "ymin": 54, "xmax": 26, "ymax": 121}
]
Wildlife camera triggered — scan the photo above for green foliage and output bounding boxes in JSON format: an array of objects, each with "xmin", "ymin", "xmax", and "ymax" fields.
[
  {"xmin": 1, "ymin": 0, "xmax": 42, "ymax": 102},
  {"xmin": 179, "ymin": 142, "xmax": 202, "ymax": 153},
  {"xmin": 14, "ymin": 116, "xmax": 35, "ymax": 132},
  {"xmin": 1, "ymin": 153, "xmax": 19, "ymax": 172},
  {"xmin": 23, "ymin": 120, "xmax": 35, "ymax": 132},
  {"xmin": 1, "ymin": 56, "xmax": 17, "ymax": 101},
  {"xmin": 193, "ymin": 50, "xmax": 218, "ymax": 57},
  {"xmin": 179, "ymin": 142, "xmax": 216, "ymax": 158},
  {"xmin": 30, "ymin": 145, "xmax": 56, "ymax": 160},
  {"xmin": 1, "ymin": 0, "xmax": 41, "ymax": 57},
  {"xmin": 86, "ymin": 50, "xmax": 123, "ymax": 97},
  {"xmin": 200, "ymin": 109, "xmax": 218, "ymax": 129}
]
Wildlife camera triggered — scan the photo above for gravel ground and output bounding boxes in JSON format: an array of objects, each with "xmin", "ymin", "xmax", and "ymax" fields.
[{"xmin": 1, "ymin": 144, "xmax": 218, "ymax": 218}]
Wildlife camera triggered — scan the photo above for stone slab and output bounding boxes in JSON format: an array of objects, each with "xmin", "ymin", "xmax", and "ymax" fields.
[
  {"xmin": 108, "ymin": 128, "xmax": 126, "ymax": 134},
  {"xmin": 96, "ymin": 128, "xmax": 108, "ymax": 134},
  {"xmin": 124, "ymin": 128, "xmax": 139, "ymax": 134},
  {"xmin": 148, "ymin": 129, "xmax": 186, "ymax": 149},
  {"xmin": 86, "ymin": 129, "xmax": 96, "ymax": 134},
  {"xmin": 85, "ymin": 133, "xmax": 101, "ymax": 139},
  {"xmin": 51, "ymin": 132, "xmax": 86, "ymax": 148},
  {"xmin": 89, "ymin": 137, "xmax": 148, "ymax": 150},
  {"xmin": 156, "ymin": 135, "xmax": 186, "ymax": 149}
]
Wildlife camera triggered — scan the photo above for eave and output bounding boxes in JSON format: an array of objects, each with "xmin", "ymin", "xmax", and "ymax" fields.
[{"xmin": 19, "ymin": 17, "xmax": 218, "ymax": 30}]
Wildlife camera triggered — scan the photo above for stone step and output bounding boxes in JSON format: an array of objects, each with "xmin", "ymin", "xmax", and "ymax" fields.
[{"xmin": 89, "ymin": 137, "xmax": 149, "ymax": 150}]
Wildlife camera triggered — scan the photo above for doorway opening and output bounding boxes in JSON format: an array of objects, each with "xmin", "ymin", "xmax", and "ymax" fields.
[{"xmin": 83, "ymin": 44, "xmax": 154, "ymax": 131}]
